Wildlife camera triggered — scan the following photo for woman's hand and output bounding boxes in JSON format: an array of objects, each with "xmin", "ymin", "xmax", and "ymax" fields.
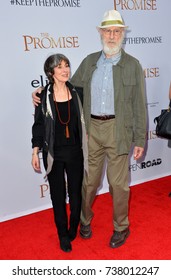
[{"xmin": 31, "ymin": 153, "xmax": 41, "ymax": 173}]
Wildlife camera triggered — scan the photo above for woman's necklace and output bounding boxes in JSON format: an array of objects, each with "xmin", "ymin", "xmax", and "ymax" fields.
[{"xmin": 53, "ymin": 87, "xmax": 70, "ymax": 138}]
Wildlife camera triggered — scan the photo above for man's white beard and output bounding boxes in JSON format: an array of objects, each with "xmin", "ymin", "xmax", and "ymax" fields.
[
  {"xmin": 103, "ymin": 44, "xmax": 121, "ymax": 56},
  {"xmin": 102, "ymin": 36, "xmax": 124, "ymax": 56}
]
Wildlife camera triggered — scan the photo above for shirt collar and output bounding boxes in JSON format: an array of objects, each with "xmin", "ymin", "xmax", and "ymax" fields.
[{"xmin": 101, "ymin": 50, "xmax": 121, "ymax": 64}]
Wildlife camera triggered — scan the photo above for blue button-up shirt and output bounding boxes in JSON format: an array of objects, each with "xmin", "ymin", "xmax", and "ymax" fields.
[{"xmin": 91, "ymin": 51, "xmax": 121, "ymax": 115}]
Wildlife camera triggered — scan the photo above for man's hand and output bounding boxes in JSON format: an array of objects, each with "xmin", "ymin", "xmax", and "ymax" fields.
[
  {"xmin": 32, "ymin": 87, "xmax": 44, "ymax": 106},
  {"xmin": 133, "ymin": 146, "xmax": 144, "ymax": 160}
]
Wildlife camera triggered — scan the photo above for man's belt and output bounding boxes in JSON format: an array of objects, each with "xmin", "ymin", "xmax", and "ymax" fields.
[{"xmin": 91, "ymin": 114, "xmax": 115, "ymax": 120}]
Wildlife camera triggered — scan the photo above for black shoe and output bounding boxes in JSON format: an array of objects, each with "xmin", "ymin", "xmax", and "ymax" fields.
[
  {"xmin": 80, "ymin": 224, "xmax": 92, "ymax": 239},
  {"xmin": 60, "ymin": 237, "xmax": 72, "ymax": 252},
  {"xmin": 109, "ymin": 228, "xmax": 130, "ymax": 248}
]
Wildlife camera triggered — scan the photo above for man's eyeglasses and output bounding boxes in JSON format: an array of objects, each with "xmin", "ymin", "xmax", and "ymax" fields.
[{"xmin": 102, "ymin": 29, "xmax": 122, "ymax": 36}]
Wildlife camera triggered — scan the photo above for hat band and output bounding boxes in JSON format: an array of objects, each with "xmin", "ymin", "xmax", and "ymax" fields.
[{"xmin": 101, "ymin": 20, "xmax": 124, "ymax": 26}]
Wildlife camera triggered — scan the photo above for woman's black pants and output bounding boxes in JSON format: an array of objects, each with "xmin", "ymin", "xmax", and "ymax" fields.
[{"xmin": 47, "ymin": 149, "xmax": 83, "ymax": 239}]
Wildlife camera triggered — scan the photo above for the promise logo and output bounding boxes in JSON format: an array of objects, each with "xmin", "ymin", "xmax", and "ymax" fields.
[
  {"xmin": 114, "ymin": 0, "xmax": 157, "ymax": 10},
  {"xmin": 23, "ymin": 33, "xmax": 79, "ymax": 52}
]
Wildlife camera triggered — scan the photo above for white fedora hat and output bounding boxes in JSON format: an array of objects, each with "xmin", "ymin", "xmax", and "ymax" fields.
[{"xmin": 98, "ymin": 10, "xmax": 128, "ymax": 28}]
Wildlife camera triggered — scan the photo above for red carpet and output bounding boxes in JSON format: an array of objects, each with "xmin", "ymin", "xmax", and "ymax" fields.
[{"xmin": 1, "ymin": 176, "xmax": 171, "ymax": 260}]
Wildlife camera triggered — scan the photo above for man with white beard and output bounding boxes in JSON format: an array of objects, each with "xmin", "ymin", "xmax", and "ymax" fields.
[
  {"xmin": 71, "ymin": 9, "xmax": 146, "ymax": 248},
  {"xmin": 32, "ymin": 10, "xmax": 147, "ymax": 248}
]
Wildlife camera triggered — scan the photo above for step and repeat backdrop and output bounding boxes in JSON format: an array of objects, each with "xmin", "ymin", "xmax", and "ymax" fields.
[{"xmin": 0, "ymin": 0, "xmax": 171, "ymax": 222}]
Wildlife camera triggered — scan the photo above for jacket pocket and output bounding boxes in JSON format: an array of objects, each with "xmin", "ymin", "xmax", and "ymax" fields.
[{"xmin": 122, "ymin": 76, "xmax": 136, "ymax": 102}]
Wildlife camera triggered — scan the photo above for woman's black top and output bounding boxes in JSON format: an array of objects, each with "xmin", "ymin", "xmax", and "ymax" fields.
[{"xmin": 54, "ymin": 98, "xmax": 81, "ymax": 160}]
